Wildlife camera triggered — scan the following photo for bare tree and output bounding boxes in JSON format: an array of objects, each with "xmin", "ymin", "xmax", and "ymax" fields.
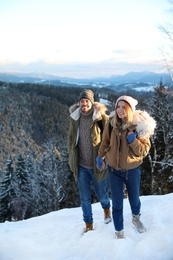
[
  {"xmin": 158, "ymin": 1, "xmax": 173, "ymax": 81},
  {"xmin": 145, "ymin": 82, "xmax": 173, "ymax": 194}
]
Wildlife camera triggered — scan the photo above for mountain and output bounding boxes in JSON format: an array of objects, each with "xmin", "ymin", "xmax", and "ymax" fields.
[
  {"xmin": 0, "ymin": 71, "xmax": 171, "ymax": 91},
  {"xmin": 0, "ymin": 71, "xmax": 170, "ymax": 84},
  {"xmin": 109, "ymin": 71, "xmax": 170, "ymax": 84}
]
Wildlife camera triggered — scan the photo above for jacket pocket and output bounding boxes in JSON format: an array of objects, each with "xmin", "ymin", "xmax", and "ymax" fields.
[
  {"xmin": 69, "ymin": 147, "xmax": 77, "ymax": 173},
  {"xmin": 129, "ymin": 147, "xmax": 139, "ymax": 159}
]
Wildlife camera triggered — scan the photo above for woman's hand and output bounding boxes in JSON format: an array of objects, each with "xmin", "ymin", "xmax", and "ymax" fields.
[
  {"xmin": 96, "ymin": 157, "xmax": 105, "ymax": 171},
  {"xmin": 126, "ymin": 131, "xmax": 136, "ymax": 143}
]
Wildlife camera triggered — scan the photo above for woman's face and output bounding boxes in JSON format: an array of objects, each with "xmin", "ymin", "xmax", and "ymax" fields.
[
  {"xmin": 80, "ymin": 98, "xmax": 92, "ymax": 113},
  {"xmin": 116, "ymin": 100, "xmax": 127, "ymax": 119}
]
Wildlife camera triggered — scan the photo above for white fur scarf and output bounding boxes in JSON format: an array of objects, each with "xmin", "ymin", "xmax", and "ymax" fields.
[{"xmin": 133, "ymin": 110, "xmax": 157, "ymax": 139}]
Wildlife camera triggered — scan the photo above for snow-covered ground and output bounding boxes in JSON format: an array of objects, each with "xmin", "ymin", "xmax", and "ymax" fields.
[
  {"xmin": 132, "ymin": 86, "xmax": 155, "ymax": 92},
  {"xmin": 0, "ymin": 193, "xmax": 173, "ymax": 260}
]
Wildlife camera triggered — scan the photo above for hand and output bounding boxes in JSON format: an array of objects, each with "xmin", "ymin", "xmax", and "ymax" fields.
[
  {"xmin": 126, "ymin": 132, "xmax": 136, "ymax": 143},
  {"xmin": 96, "ymin": 157, "xmax": 105, "ymax": 170}
]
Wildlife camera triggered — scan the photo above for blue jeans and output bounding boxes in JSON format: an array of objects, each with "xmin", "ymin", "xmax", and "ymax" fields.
[
  {"xmin": 78, "ymin": 166, "xmax": 110, "ymax": 224},
  {"xmin": 108, "ymin": 165, "xmax": 141, "ymax": 231}
]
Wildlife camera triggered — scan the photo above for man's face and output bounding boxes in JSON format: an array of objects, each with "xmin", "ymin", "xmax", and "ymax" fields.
[{"xmin": 79, "ymin": 98, "xmax": 92, "ymax": 113}]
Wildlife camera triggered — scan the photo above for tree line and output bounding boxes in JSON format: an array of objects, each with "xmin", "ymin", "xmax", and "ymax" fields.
[{"xmin": 0, "ymin": 80, "xmax": 173, "ymax": 223}]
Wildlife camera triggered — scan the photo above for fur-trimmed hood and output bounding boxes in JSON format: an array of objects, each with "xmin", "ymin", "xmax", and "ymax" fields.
[
  {"xmin": 133, "ymin": 110, "xmax": 156, "ymax": 139},
  {"xmin": 109, "ymin": 110, "xmax": 157, "ymax": 139},
  {"xmin": 69, "ymin": 102, "xmax": 108, "ymax": 122}
]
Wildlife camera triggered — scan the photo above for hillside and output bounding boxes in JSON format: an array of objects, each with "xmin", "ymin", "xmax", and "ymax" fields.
[
  {"xmin": 0, "ymin": 82, "xmax": 82, "ymax": 169},
  {"xmin": 0, "ymin": 81, "xmax": 117, "ymax": 170}
]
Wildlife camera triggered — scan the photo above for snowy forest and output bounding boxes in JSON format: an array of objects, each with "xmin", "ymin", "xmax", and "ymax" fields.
[{"xmin": 0, "ymin": 79, "xmax": 173, "ymax": 223}]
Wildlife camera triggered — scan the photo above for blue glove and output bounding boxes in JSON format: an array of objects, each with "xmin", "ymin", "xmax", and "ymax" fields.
[
  {"xmin": 126, "ymin": 132, "xmax": 136, "ymax": 143},
  {"xmin": 96, "ymin": 156, "xmax": 104, "ymax": 170}
]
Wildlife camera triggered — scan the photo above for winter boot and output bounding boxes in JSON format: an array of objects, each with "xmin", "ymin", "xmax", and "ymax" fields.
[
  {"xmin": 104, "ymin": 208, "xmax": 111, "ymax": 224},
  {"xmin": 115, "ymin": 230, "xmax": 124, "ymax": 239},
  {"xmin": 132, "ymin": 214, "xmax": 147, "ymax": 233},
  {"xmin": 85, "ymin": 223, "xmax": 93, "ymax": 233}
]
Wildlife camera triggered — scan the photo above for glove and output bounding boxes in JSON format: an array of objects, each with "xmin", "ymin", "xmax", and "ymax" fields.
[
  {"xmin": 126, "ymin": 132, "xmax": 136, "ymax": 143},
  {"xmin": 96, "ymin": 156, "xmax": 104, "ymax": 170}
]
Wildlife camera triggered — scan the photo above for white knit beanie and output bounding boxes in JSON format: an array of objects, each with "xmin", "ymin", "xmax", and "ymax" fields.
[{"xmin": 115, "ymin": 95, "xmax": 138, "ymax": 113}]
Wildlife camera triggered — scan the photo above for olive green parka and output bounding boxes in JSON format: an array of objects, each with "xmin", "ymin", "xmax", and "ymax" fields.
[{"xmin": 68, "ymin": 102, "xmax": 109, "ymax": 182}]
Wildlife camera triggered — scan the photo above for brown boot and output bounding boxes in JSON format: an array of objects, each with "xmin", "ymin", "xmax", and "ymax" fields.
[
  {"xmin": 85, "ymin": 223, "xmax": 93, "ymax": 232},
  {"xmin": 104, "ymin": 208, "xmax": 111, "ymax": 224}
]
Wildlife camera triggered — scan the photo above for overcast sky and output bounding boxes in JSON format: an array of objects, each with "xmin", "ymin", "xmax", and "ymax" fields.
[{"xmin": 0, "ymin": 0, "xmax": 171, "ymax": 78}]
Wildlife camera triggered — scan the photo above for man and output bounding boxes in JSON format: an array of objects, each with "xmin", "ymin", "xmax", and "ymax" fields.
[{"xmin": 68, "ymin": 89, "xmax": 111, "ymax": 232}]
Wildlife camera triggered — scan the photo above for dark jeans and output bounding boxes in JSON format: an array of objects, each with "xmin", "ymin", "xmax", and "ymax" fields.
[
  {"xmin": 78, "ymin": 166, "xmax": 110, "ymax": 224},
  {"xmin": 108, "ymin": 165, "xmax": 141, "ymax": 231}
]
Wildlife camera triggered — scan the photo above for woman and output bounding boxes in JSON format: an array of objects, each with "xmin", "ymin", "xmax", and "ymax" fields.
[{"xmin": 96, "ymin": 95, "xmax": 156, "ymax": 239}]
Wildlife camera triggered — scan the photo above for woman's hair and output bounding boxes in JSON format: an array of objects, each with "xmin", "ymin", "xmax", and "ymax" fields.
[{"xmin": 111, "ymin": 100, "xmax": 133, "ymax": 128}]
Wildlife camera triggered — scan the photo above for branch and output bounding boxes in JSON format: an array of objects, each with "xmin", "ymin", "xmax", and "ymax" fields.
[
  {"xmin": 160, "ymin": 48, "xmax": 173, "ymax": 81},
  {"xmin": 151, "ymin": 160, "xmax": 173, "ymax": 167},
  {"xmin": 158, "ymin": 25, "xmax": 173, "ymax": 43}
]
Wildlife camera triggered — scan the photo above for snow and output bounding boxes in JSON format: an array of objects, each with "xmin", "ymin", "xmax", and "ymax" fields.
[
  {"xmin": 100, "ymin": 98, "xmax": 112, "ymax": 106},
  {"xmin": 0, "ymin": 193, "xmax": 173, "ymax": 260},
  {"xmin": 132, "ymin": 86, "xmax": 155, "ymax": 92}
]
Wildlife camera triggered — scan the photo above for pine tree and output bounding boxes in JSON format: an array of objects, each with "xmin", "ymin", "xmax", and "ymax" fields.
[
  {"xmin": 143, "ymin": 81, "xmax": 173, "ymax": 194},
  {"xmin": 29, "ymin": 156, "xmax": 52, "ymax": 216},
  {"xmin": 57, "ymin": 149, "xmax": 80, "ymax": 209},
  {"xmin": 38, "ymin": 140, "xmax": 63, "ymax": 212},
  {"xmin": 0, "ymin": 157, "xmax": 14, "ymax": 222},
  {"xmin": 25, "ymin": 156, "xmax": 37, "ymax": 218},
  {"xmin": 13, "ymin": 153, "xmax": 31, "ymax": 220}
]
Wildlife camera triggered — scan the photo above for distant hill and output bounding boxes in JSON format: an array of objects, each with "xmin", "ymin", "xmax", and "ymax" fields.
[
  {"xmin": 109, "ymin": 71, "xmax": 171, "ymax": 84},
  {"xmin": 0, "ymin": 71, "xmax": 171, "ymax": 88}
]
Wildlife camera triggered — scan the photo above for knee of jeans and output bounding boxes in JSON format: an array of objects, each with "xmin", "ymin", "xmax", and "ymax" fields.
[
  {"xmin": 101, "ymin": 202, "xmax": 110, "ymax": 210},
  {"xmin": 81, "ymin": 198, "xmax": 91, "ymax": 204},
  {"xmin": 112, "ymin": 207, "xmax": 123, "ymax": 215}
]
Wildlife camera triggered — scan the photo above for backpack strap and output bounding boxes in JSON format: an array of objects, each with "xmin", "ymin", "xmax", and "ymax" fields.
[
  {"xmin": 97, "ymin": 120, "xmax": 103, "ymax": 134},
  {"xmin": 97, "ymin": 120, "xmax": 113, "ymax": 138},
  {"xmin": 108, "ymin": 122, "xmax": 113, "ymax": 138}
]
